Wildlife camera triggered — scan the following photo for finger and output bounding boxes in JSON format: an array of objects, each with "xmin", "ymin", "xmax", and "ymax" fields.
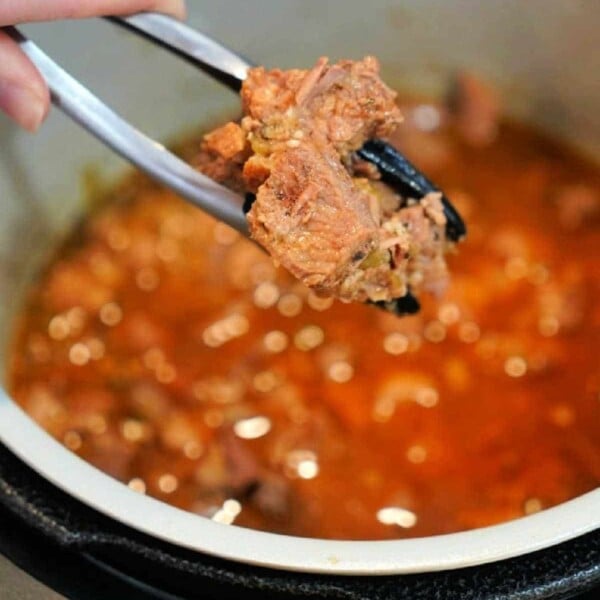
[
  {"xmin": 0, "ymin": 30, "xmax": 49, "ymax": 131},
  {"xmin": 0, "ymin": 0, "xmax": 186, "ymax": 25}
]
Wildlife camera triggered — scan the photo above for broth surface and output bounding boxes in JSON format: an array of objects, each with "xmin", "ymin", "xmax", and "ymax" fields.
[{"xmin": 8, "ymin": 100, "xmax": 600, "ymax": 540}]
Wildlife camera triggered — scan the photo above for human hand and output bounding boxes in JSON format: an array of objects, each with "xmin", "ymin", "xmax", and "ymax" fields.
[{"xmin": 0, "ymin": 0, "xmax": 186, "ymax": 132}]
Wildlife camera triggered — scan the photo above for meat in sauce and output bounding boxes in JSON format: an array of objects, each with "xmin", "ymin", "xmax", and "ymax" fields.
[{"xmin": 7, "ymin": 75, "xmax": 600, "ymax": 540}]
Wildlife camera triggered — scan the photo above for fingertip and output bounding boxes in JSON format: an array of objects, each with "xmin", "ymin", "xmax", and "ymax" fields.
[
  {"xmin": 33, "ymin": 89, "xmax": 51, "ymax": 131},
  {"xmin": 0, "ymin": 28, "xmax": 50, "ymax": 132},
  {"xmin": 155, "ymin": 0, "xmax": 187, "ymax": 20},
  {"xmin": 0, "ymin": 81, "xmax": 49, "ymax": 132}
]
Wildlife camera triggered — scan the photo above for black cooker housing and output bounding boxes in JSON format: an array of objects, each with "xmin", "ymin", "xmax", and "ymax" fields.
[{"xmin": 0, "ymin": 442, "xmax": 598, "ymax": 599}]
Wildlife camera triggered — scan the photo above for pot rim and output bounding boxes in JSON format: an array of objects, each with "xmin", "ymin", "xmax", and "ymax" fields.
[{"xmin": 1, "ymin": 391, "xmax": 598, "ymax": 575}]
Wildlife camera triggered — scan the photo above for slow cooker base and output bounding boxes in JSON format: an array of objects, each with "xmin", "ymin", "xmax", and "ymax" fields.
[{"xmin": 1, "ymin": 442, "xmax": 598, "ymax": 599}]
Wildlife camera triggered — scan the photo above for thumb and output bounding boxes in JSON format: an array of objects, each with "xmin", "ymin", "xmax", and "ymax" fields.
[{"xmin": 0, "ymin": 29, "xmax": 49, "ymax": 132}]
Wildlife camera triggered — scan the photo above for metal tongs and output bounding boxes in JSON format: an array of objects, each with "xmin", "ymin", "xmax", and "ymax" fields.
[{"xmin": 4, "ymin": 13, "xmax": 466, "ymax": 315}]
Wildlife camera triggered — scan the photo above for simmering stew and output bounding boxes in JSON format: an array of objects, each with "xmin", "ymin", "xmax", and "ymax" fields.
[{"xmin": 8, "ymin": 78, "xmax": 600, "ymax": 540}]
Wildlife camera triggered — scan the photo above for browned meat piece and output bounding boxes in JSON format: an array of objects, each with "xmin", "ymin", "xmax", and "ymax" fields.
[
  {"xmin": 193, "ymin": 122, "xmax": 249, "ymax": 194},
  {"xmin": 554, "ymin": 184, "xmax": 599, "ymax": 230},
  {"xmin": 449, "ymin": 72, "xmax": 500, "ymax": 147},
  {"xmin": 207, "ymin": 430, "xmax": 292, "ymax": 522},
  {"xmin": 197, "ymin": 57, "xmax": 454, "ymax": 303},
  {"xmin": 347, "ymin": 192, "xmax": 448, "ymax": 301},
  {"xmin": 250, "ymin": 474, "xmax": 291, "ymax": 522},
  {"xmin": 246, "ymin": 139, "xmax": 378, "ymax": 293},
  {"xmin": 203, "ymin": 122, "xmax": 248, "ymax": 160},
  {"xmin": 242, "ymin": 154, "xmax": 271, "ymax": 192},
  {"xmin": 242, "ymin": 56, "xmax": 402, "ymax": 156},
  {"xmin": 221, "ymin": 429, "xmax": 260, "ymax": 494},
  {"xmin": 396, "ymin": 193, "xmax": 450, "ymax": 296}
]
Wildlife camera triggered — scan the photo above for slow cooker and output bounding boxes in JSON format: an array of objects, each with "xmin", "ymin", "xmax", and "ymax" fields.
[{"xmin": 1, "ymin": 1, "xmax": 598, "ymax": 597}]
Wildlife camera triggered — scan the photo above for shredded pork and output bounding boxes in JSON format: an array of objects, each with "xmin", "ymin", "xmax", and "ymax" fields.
[{"xmin": 197, "ymin": 57, "xmax": 453, "ymax": 303}]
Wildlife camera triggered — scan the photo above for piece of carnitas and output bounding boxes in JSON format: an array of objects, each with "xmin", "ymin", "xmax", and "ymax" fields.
[{"xmin": 198, "ymin": 57, "xmax": 453, "ymax": 305}]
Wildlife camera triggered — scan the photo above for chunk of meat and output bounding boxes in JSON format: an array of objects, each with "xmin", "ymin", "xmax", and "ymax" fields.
[
  {"xmin": 250, "ymin": 473, "xmax": 291, "ymax": 522},
  {"xmin": 554, "ymin": 184, "xmax": 599, "ymax": 230},
  {"xmin": 394, "ymin": 194, "xmax": 449, "ymax": 296},
  {"xmin": 221, "ymin": 429, "xmax": 260, "ymax": 494},
  {"xmin": 242, "ymin": 55, "xmax": 402, "ymax": 156},
  {"xmin": 246, "ymin": 139, "xmax": 378, "ymax": 293},
  {"xmin": 197, "ymin": 57, "xmax": 454, "ymax": 303},
  {"xmin": 449, "ymin": 72, "xmax": 500, "ymax": 147},
  {"xmin": 193, "ymin": 122, "xmax": 249, "ymax": 194},
  {"xmin": 363, "ymin": 192, "xmax": 448, "ymax": 301},
  {"xmin": 203, "ymin": 122, "xmax": 248, "ymax": 160},
  {"xmin": 205, "ymin": 430, "xmax": 292, "ymax": 522}
]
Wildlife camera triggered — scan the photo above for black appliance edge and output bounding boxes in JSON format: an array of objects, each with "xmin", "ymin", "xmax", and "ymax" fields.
[{"xmin": 1, "ymin": 442, "xmax": 598, "ymax": 600}]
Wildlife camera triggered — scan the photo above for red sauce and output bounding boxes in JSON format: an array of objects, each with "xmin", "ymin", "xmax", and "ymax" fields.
[{"xmin": 8, "ymin": 103, "xmax": 600, "ymax": 540}]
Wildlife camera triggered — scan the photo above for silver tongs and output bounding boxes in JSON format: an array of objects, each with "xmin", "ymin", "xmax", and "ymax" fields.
[
  {"xmin": 4, "ymin": 13, "xmax": 466, "ymax": 315},
  {"xmin": 4, "ymin": 15, "xmax": 250, "ymax": 234}
]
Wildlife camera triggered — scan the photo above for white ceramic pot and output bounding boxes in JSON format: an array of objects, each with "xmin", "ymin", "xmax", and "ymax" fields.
[{"xmin": 0, "ymin": 0, "xmax": 598, "ymax": 576}]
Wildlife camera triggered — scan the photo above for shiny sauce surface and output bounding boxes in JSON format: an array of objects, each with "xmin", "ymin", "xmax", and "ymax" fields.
[{"xmin": 8, "ymin": 103, "xmax": 600, "ymax": 540}]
